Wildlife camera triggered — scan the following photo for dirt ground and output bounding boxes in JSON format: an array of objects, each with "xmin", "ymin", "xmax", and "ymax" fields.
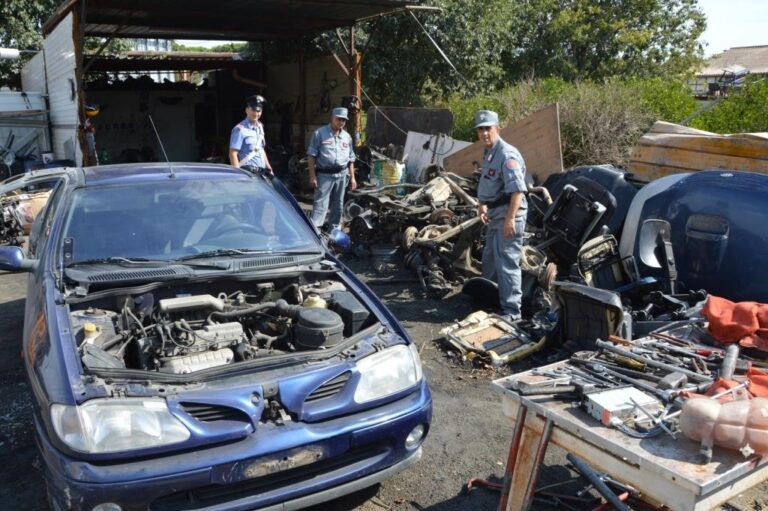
[{"xmin": 2, "ymin": 255, "xmax": 768, "ymax": 511}]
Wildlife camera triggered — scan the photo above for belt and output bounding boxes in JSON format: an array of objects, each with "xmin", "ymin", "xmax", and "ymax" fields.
[
  {"xmin": 481, "ymin": 194, "xmax": 511, "ymax": 209},
  {"xmin": 316, "ymin": 164, "xmax": 346, "ymax": 174},
  {"xmin": 242, "ymin": 165, "xmax": 270, "ymax": 175}
]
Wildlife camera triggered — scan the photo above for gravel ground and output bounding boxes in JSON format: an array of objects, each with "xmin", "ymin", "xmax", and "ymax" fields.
[{"xmin": 2, "ymin": 256, "xmax": 768, "ymax": 511}]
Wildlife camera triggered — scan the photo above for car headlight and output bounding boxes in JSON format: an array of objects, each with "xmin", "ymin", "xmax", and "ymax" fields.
[
  {"xmin": 51, "ymin": 398, "xmax": 190, "ymax": 453},
  {"xmin": 354, "ymin": 343, "xmax": 423, "ymax": 403}
]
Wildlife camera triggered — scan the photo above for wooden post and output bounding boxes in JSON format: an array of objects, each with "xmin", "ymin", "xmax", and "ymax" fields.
[{"xmin": 350, "ymin": 25, "xmax": 361, "ymax": 145}]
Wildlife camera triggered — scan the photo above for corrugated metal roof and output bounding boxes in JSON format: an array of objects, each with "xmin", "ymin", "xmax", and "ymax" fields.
[
  {"xmin": 45, "ymin": 0, "xmax": 417, "ymax": 40},
  {"xmin": 697, "ymin": 45, "xmax": 768, "ymax": 77}
]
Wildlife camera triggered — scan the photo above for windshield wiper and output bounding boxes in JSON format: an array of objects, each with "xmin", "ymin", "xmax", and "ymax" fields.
[
  {"xmin": 177, "ymin": 248, "xmax": 322, "ymax": 261},
  {"xmin": 66, "ymin": 256, "xmax": 230, "ymax": 270}
]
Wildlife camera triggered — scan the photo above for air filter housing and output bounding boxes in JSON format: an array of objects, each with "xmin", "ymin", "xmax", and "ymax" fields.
[{"xmin": 294, "ymin": 308, "xmax": 344, "ymax": 349}]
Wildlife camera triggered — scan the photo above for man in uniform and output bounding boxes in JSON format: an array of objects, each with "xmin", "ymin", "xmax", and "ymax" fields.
[
  {"xmin": 229, "ymin": 95, "xmax": 273, "ymax": 176},
  {"xmin": 307, "ymin": 107, "xmax": 357, "ymax": 231},
  {"xmin": 475, "ymin": 110, "xmax": 528, "ymax": 321}
]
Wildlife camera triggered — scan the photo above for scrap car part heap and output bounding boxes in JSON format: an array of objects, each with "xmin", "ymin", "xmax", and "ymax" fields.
[
  {"xmin": 345, "ymin": 172, "xmax": 484, "ymax": 296},
  {"xmin": 0, "ymin": 195, "xmax": 25, "ymax": 246}
]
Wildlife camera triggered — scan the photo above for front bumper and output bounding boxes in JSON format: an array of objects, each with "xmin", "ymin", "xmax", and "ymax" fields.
[{"xmin": 39, "ymin": 381, "xmax": 431, "ymax": 511}]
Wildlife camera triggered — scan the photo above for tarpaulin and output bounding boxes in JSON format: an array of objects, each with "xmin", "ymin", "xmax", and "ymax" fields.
[{"xmin": 703, "ymin": 296, "xmax": 768, "ymax": 351}]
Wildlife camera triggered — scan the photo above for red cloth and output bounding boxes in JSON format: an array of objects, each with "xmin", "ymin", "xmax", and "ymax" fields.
[
  {"xmin": 683, "ymin": 369, "xmax": 768, "ymax": 401},
  {"xmin": 703, "ymin": 296, "xmax": 768, "ymax": 351}
]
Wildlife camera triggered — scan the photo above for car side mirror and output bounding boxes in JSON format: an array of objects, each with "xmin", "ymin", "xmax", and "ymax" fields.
[{"xmin": 0, "ymin": 246, "xmax": 38, "ymax": 272}]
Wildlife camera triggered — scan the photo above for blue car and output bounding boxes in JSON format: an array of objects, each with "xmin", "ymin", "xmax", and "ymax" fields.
[{"xmin": 0, "ymin": 163, "xmax": 431, "ymax": 511}]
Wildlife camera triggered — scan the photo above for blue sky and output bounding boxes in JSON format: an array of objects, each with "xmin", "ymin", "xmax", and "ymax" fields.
[
  {"xmin": 698, "ymin": 0, "xmax": 768, "ymax": 55},
  {"xmin": 178, "ymin": 0, "xmax": 768, "ymax": 57}
]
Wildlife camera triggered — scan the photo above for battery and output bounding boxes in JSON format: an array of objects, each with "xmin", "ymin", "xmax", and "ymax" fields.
[{"xmin": 584, "ymin": 387, "xmax": 660, "ymax": 426}]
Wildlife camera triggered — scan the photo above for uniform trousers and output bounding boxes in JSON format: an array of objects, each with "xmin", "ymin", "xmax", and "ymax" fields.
[
  {"xmin": 311, "ymin": 171, "xmax": 349, "ymax": 231},
  {"xmin": 482, "ymin": 215, "xmax": 526, "ymax": 319}
]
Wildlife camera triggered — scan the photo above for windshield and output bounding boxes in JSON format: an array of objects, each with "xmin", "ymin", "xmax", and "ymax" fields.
[{"xmin": 61, "ymin": 178, "xmax": 320, "ymax": 263}]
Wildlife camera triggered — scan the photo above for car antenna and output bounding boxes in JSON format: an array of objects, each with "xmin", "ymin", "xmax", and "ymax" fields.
[{"xmin": 148, "ymin": 114, "xmax": 175, "ymax": 178}]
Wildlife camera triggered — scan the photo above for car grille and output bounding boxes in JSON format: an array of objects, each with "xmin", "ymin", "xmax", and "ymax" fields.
[
  {"xmin": 150, "ymin": 443, "xmax": 389, "ymax": 511},
  {"xmin": 304, "ymin": 372, "xmax": 352, "ymax": 403},
  {"xmin": 180, "ymin": 402, "xmax": 250, "ymax": 423}
]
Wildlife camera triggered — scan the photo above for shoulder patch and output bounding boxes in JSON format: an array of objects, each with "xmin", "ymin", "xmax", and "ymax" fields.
[{"xmin": 505, "ymin": 158, "xmax": 520, "ymax": 170}]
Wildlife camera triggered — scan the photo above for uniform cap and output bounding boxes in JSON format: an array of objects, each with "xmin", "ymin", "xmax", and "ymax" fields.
[
  {"xmin": 246, "ymin": 94, "xmax": 266, "ymax": 111},
  {"xmin": 474, "ymin": 110, "xmax": 499, "ymax": 129},
  {"xmin": 332, "ymin": 107, "xmax": 349, "ymax": 120}
]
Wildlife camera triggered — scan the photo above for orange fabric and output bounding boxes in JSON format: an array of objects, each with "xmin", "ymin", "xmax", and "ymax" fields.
[
  {"xmin": 747, "ymin": 367, "xmax": 768, "ymax": 398},
  {"xmin": 683, "ymin": 369, "xmax": 768, "ymax": 401},
  {"xmin": 703, "ymin": 296, "xmax": 768, "ymax": 351}
]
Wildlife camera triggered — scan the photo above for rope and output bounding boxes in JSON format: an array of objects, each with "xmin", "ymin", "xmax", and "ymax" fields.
[
  {"xmin": 326, "ymin": 48, "xmax": 408, "ymax": 136},
  {"xmin": 408, "ymin": 10, "xmax": 470, "ymax": 86}
]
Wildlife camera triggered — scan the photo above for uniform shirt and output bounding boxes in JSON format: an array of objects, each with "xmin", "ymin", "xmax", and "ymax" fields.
[
  {"xmin": 307, "ymin": 124, "xmax": 355, "ymax": 169},
  {"xmin": 477, "ymin": 137, "xmax": 528, "ymax": 220},
  {"xmin": 230, "ymin": 119, "xmax": 266, "ymax": 168}
]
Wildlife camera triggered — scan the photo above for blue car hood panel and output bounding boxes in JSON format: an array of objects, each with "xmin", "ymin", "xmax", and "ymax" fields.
[{"xmin": 626, "ymin": 171, "xmax": 768, "ymax": 302}]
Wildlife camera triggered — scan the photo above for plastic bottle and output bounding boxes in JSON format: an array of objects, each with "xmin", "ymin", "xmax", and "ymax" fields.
[{"xmin": 302, "ymin": 293, "xmax": 327, "ymax": 308}]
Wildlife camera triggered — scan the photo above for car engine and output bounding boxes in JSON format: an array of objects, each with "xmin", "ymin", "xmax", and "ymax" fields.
[
  {"xmin": 0, "ymin": 196, "xmax": 25, "ymax": 246},
  {"xmin": 70, "ymin": 279, "xmax": 371, "ymax": 374}
]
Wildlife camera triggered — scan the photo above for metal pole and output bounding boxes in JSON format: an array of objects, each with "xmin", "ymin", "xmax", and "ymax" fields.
[{"xmin": 567, "ymin": 454, "xmax": 631, "ymax": 511}]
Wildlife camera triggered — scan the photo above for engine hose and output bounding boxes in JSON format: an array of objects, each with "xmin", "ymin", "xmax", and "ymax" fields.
[
  {"xmin": 100, "ymin": 333, "xmax": 126, "ymax": 351},
  {"xmin": 207, "ymin": 302, "xmax": 276, "ymax": 323},
  {"xmin": 208, "ymin": 299, "xmax": 306, "ymax": 323},
  {"xmin": 251, "ymin": 349, "xmax": 289, "ymax": 358},
  {"xmin": 252, "ymin": 327, "xmax": 289, "ymax": 349}
]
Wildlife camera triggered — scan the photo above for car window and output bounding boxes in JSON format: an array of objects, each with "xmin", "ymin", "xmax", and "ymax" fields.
[{"xmin": 60, "ymin": 178, "xmax": 319, "ymax": 263}]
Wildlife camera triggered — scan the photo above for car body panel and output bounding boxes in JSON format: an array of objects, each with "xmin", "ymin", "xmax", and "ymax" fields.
[{"xmin": 620, "ymin": 170, "xmax": 768, "ymax": 302}]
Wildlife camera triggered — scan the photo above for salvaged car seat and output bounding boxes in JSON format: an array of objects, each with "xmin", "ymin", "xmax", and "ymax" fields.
[{"xmin": 540, "ymin": 176, "xmax": 617, "ymax": 264}]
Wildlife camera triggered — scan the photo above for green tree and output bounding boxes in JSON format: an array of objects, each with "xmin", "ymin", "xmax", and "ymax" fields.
[
  {"xmin": 0, "ymin": 0, "xmax": 58, "ymax": 87},
  {"xmin": 359, "ymin": 0, "xmax": 521, "ymax": 105},
  {"xmin": 83, "ymin": 37, "xmax": 134, "ymax": 56},
  {"xmin": 690, "ymin": 77, "xmax": 768, "ymax": 133},
  {"xmin": 360, "ymin": 0, "xmax": 705, "ymax": 105},
  {"xmin": 172, "ymin": 41, "xmax": 246, "ymax": 53},
  {"xmin": 511, "ymin": 0, "xmax": 706, "ymax": 81}
]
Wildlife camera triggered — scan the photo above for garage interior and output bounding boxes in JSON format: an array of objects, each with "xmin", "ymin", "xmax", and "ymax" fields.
[{"xmin": 39, "ymin": 0, "xmax": 420, "ymax": 168}]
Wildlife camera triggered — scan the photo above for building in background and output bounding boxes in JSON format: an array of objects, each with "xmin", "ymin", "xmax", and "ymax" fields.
[{"xmin": 690, "ymin": 45, "xmax": 768, "ymax": 98}]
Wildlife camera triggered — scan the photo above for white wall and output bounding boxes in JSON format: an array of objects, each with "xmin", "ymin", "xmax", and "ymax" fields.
[
  {"xmin": 86, "ymin": 90, "xmax": 205, "ymax": 163},
  {"xmin": 43, "ymin": 12, "xmax": 81, "ymax": 165},
  {"xmin": 21, "ymin": 52, "xmax": 47, "ymax": 93}
]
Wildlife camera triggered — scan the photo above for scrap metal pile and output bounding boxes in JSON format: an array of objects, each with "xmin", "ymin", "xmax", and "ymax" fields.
[
  {"xmin": 0, "ymin": 194, "xmax": 25, "ymax": 246},
  {"xmin": 0, "ymin": 169, "xmax": 63, "ymax": 247},
  {"xmin": 344, "ymin": 172, "xmax": 484, "ymax": 296},
  {"xmin": 344, "ymin": 163, "xmax": 768, "ymax": 373}
]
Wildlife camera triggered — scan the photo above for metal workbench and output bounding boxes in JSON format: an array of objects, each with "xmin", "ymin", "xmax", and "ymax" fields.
[{"xmin": 491, "ymin": 364, "xmax": 768, "ymax": 510}]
